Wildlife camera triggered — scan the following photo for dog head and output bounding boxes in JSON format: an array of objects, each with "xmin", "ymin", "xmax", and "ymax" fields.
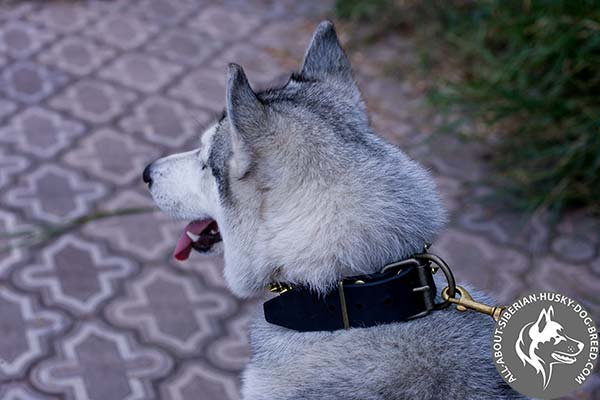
[
  {"xmin": 515, "ymin": 306, "xmax": 584, "ymax": 388},
  {"xmin": 144, "ymin": 21, "xmax": 446, "ymax": 297}
]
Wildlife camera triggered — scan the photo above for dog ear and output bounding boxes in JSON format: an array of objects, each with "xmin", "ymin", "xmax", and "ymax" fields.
[
  {"xmin": 301, "ymin": 20, "xmax": 352, "ymax": 81},
  {"xmin": 535, "ymin": 307, "xmax": 552, "ymax": 333},
  {"xmin": 226, "ymin": 63, "xmax": 265, "ymax": 178}
]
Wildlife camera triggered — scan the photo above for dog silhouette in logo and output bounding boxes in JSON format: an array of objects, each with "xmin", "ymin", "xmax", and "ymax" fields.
[{"xmin": 515, "ymin": 305, "xmax": 584, "ymax": 389}]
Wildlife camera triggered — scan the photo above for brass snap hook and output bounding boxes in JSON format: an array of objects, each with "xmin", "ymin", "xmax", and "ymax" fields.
[{"xmin": 441, "ymin": 285, "xmax": 505, "ymax": 321}]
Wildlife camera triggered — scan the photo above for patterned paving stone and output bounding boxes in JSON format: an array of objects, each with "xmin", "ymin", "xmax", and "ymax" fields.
[
  {"xmin": 0, "ymin": 147, "xmax": 29, "ymax": 190},
  {"xmin": 592, "ymin": 257, "xmax": 600, "ymax": 277},
  {"xmin": 360, "ymin": 76, "xmax": 419, "ymax": 118},
  {"xmin": 434, "ymin": 175, "xmax": 464, "ymax": 214},
  {"xmin": 219, "ymin": 0, "xmax": 326, "ymax": 18},
  {"xmin": 32, "ymin": 320, "xmax": 173, "ymax": 400},
  {"xmin": 0, "ymin": 287, "xmax": 66, "ymax": 380},
  {"xmin": 435, "ymin": 228, "xmax": 531, "ymax": 304},
  {"xmin": 5, "ymin": 164, "xmax": 107, "ymax": 224},
  {"xmin": 99, "ymin": 53, "xmax": 183, "ymax": 93},
  {"xmin": 0, "ymin": 382, "xmax": 51, "ymax": 400},
  {"xmin": 206, "ymin": 308, "xmax": 252, "ymax": 371},
  {"xmin": 160, "ymin": 361, "xmax": 241, "ymax": 400},
  {"xmin": 0, "ymin": 2, "xmax": 598, "ymax": 399},
  {"xmin": 455, "ymin": 202, "xmax": 552, "ymax": 255},
  {"xmin": 63, "ymin": 127, "xmax": 160, "ymax": 185},
  {"xmin": 0, "ymin": 97, "xmax": 17, "ymax": 121},
  {"xmin": 275, "ymin": 0, "xmax": 334, "ymax": 17},
  {"xmin": 169, "ymin": 254, "xmax": 229, "ymax": 290},
  {"xmin": 146, "ymin": 28, "xmax": 225, "ymax": 67},
  {"xmin": 130, "ymin": 0, "xmax": 198, "ymax": 26},
  {"xmin": 83, "ymin": 190, "xmax": 182, "ymax": 262},
  {"xmin": 556, "ymin": 210, "xmax": 600, "ymax": 246},
  {"xmin": 369, "ymin": 111, "xmax": 421, "ymax": 148},
  {"xmin": 120, "ymin": 95, "xmax": 211, "ymax": 148},
  {"xmin": 49, "ymin": 78, "xmax": 137, "ymax": 124},
  {"xmin": 107, "ymin": 267, "xmax": 236, "ymax": 356},
  {"xmin": 188, "ymin": 5, "xmax": 262, "ymax": 42},
  {"xmin": 0, "ymin": 210, "xmax": 29, "ymax": 279},
  {"xmin": 168, "ymin": 67, "xmax": 227, "ymax": 112},
  {"xmin": 355, "ymin": 33, "xmax": 416, "ymax": 79},
  {"xmin": 0, "ymin": 21, "xmax": 55, "ymax": 59},
  {"xmin": 250, "ymin": 18, "xmax": 314, "ymax": 58},
  {"xmin": 82, "ymin": 0, "xmax": 135, "ymax": 14},
  {"xmin": 26, "ymin": 2, "xmax": 96, "ymax": 34},
  {"xmin": 423, "ymin": 133, "xmax": 489, "ymax": 183},
  {"xmin": 0, "ymin": 106, "xmax": 85, "ymax": 159},
  {"xmin": 526, "ymin": 256, "xmax": 600, "ymax": 320},
  {"xmin": 85, "ymin": 13, "xmax": 159, "ymax": 51},
  {"xmin": 210, "ymin": 44, "xmax": 288, "ymax": 87},
  {"xmin": 552, "ymin": 234, "xmax": 597, "ymax": 264},
  {"xmin": 0, "ymin": 2, "xmax": 37, "ymax": 21},
  {"xmin": 15, "ymin": 234, "xmax": 136, "ymax": 315},
  {"xmin": 38, "ymin": 36, "xmax": 116, "ymax": 76},
  {"xmin": 1, "ymin": 61, "xmax": 67, "ymax": 104}
]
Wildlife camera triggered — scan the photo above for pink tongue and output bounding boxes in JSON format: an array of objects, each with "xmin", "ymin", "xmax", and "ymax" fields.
[{"xmin": 173, "ymin": 219, "xmax": 213, "ymax": 261}]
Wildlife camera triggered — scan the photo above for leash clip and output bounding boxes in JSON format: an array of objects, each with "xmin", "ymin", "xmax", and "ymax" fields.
[{"xmin": 442, "ymin": 285, "xmax": 505, "ymax": 321}]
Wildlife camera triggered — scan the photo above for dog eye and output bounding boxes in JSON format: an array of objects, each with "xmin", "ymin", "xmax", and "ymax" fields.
[
  {"xmin": 201, "ymin": 164, "xmax": 207, "ymax": 170},
  {"xmin": 553, "ymin": 336, "xmax": 564, "ymax": 344}
]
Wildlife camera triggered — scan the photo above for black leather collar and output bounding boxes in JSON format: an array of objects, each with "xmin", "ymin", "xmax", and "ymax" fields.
[{"xmin": 263, "ymin": 257, "xmax": 437, "ymax": 332}]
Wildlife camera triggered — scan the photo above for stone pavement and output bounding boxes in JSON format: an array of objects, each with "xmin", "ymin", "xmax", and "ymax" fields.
[{"xmin": 0, "ymin": 1, "xmax": 598, "ymax": 399}]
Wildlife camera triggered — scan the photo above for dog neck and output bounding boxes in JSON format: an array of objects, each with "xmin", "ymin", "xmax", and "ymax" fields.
[{"xmin": 263, "ymin": 255, "xmax": 437, "ymax": 332}]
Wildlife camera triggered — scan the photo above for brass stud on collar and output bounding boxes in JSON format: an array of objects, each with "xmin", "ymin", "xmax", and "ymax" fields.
[{"xmin": 268, "ymin": 282, "xmax": 293, "ymax": 294}]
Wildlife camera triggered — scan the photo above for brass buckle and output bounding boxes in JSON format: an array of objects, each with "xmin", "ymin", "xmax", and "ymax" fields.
[
  {"xmin": 380, "ymin": 258, "xmax": 420, "ymax": 274},
  {"xmin": 380, "ymin": 254, "xmax": 440, "ymax": 318},
  {"xmin": 413, "ymin": 252, "xmax": 456, "ymax": 310},
  {"xmin": 268, "ymin": 282, "xmax": 293, "ymax": 294}
]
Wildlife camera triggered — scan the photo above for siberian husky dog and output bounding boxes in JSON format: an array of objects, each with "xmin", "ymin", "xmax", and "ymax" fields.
[{"xmin": 144, "ymin": 21, "xmax": 524, "ymax": 400}]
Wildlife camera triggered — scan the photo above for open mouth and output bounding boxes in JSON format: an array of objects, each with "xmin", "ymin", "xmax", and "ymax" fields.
[
  {"xmin": 173, "ymin": 219, "xmax": 222, "ymax": 260},
  {"xmin": 552, "ymin": 351, "xmax": 577, "ymax": 364}
]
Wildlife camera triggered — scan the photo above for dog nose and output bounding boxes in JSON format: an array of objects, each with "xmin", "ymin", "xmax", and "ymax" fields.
[{"xmin": 142, "ymin": 163, "xmax": 153, "ymax": 188}]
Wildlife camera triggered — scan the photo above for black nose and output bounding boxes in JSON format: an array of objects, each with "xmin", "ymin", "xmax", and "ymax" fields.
[{"xmin": 142, "ymin": 163, "xmax": 153, "ymax": 187}]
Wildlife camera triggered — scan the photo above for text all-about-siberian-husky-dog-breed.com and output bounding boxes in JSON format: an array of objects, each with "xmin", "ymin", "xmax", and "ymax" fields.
[{"xmin": 143, "ymin": 21, "xmax": 525, "ymax": 400}]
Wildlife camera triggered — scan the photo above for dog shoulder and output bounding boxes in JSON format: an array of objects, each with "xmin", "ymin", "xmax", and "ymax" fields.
[{"xmin": 242, "ymin": 307, "xmax": 526, "ymax": 399}]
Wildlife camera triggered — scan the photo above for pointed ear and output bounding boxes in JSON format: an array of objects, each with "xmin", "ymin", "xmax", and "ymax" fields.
[
  {"xmin": 226, "ymin": 63, "xmax": 265, "ymax": 178},
  {"xmin": 535, "ymin": 307, "xmax": 550, "ymax": 333},
  {"xmin": 547, "ymin": 306, "xmax": 554, "ymax": 319},
  {"xmin": 300, "ymin": 20, "xmax": 352, "ymax": 80}
]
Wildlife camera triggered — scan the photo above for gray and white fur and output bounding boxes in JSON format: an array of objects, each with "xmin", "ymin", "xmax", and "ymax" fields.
[{"xmin": 145, "ymin": 20, "xmax": 525, "ymax": 399}]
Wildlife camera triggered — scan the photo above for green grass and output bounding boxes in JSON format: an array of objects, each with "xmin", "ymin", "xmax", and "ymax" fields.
[
  {"xmin": 334, "ymin": 0, "xmax": 394, "ymax": 21},
  {"xmin": 336, "ymin": 0, "xmax": 600, "ymax": 213}
]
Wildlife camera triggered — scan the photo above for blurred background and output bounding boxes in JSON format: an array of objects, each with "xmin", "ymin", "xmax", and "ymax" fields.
[{"xmin": 0, "ymin": 0, "xmax": 598, "ymax": 399}]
